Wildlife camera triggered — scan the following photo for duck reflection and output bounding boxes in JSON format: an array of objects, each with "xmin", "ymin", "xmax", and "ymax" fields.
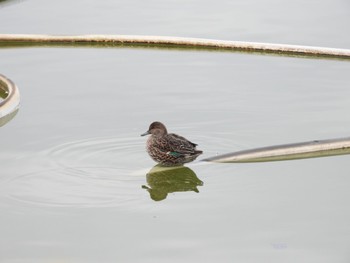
[{"xmin": 142, "ymin": 165, "xmax": 203, "ymax": 201}]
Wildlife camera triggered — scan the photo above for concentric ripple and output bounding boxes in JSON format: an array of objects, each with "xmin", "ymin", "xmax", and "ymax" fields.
[
  {"xmin": 1, "ymin": 167, "xmax": 144, "ymax": 208},
  {"xmin": 1, "ymin": 136, "xmax": 148, "ymax": 208},
  {"xmin": 44, "ymin": 136, "xmax": 145, "ymax": 169},
  {"xmin": 0, "ymin": 131, "xmax": 251, "ymax": 207}
]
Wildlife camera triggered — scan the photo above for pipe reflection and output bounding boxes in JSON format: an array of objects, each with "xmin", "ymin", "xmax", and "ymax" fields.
[
  {"xmin": 142, "ymin": 165, "xmax": 203, "ymax": 201},
  {"xmin": 0, "ymin": 0, "xmax": 25, "ymax": 7},
  {"xmin": 0, "ymin": 108, "xmax": 19, "ymax": 127}
]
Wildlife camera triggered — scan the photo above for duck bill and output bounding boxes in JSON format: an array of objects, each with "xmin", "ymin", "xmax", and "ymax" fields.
[{"xmin": 141, "ymin": 131, "xmax": 150, "ymax": 136}]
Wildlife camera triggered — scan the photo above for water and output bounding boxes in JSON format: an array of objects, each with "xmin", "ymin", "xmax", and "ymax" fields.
[{"xmin": 1, "ymin": 0, "xmax": 350, "ymax": 262}]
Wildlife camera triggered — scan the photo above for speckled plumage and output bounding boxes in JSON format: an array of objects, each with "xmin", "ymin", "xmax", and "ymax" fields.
[{"xmin": 141, "ymin": 122, "xmax": 203, "ymax": 166}]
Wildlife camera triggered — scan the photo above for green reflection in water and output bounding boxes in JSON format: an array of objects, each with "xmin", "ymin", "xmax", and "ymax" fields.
[{"xmin": 142, "ymin": 165, "xmax": 203, "ymax": 201}]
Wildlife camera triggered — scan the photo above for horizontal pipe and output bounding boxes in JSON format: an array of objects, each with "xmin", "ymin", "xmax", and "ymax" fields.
[
  {"xmin": 202, "ymin": 137, "xmax": 350, "ymax": 163},
  {"xmin": 1, "ymin": 34, "xmax": 350, "ymax": 59}
]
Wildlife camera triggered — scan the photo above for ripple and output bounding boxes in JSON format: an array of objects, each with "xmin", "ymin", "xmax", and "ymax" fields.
[
  {"xmin": 44, "ymin": 136, "xmax": 145, "ymax": 169},
  {"xmin": 0, "ymin": 131, "xmax": 248, "ymax": 208},
  {"xmin": 1, "ymin": 167, "xmax": 144, "ymax": 208},
  {"xmin": 0, "ymin": 135, "xmax": 150, "ymax": 208}
]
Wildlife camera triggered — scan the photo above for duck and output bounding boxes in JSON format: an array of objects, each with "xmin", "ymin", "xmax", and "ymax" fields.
[{"xmin": 141, "ymin": 121, "xmax": 203, "ymax": 166}]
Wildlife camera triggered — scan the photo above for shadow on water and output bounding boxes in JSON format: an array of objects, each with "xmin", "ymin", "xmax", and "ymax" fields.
[{"xmin": 142, "ymin": 165, "xmax": 203, "ymax": 201}]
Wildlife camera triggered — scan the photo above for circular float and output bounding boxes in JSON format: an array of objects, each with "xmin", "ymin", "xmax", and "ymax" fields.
[{"xmin": 0, "ymin": 74, "xmax": 20, "ymax": 127}]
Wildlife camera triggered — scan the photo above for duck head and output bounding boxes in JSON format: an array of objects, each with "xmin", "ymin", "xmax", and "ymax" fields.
[{"xmin": 141, "ymin": 121, "xmax": 168, "ymax": 137}]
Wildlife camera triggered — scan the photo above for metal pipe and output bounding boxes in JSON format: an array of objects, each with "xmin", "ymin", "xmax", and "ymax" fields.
[
  {"xmin": 202, "ymin": 137, "xmax": 350, "ymax": 163},
  {"xmin": 1, "ymin": 34, "xmax": 350, "ymax": 59}
]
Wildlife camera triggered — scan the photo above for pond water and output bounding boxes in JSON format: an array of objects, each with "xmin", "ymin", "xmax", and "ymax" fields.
[{"xmin": 1, "ymin": 0, "xmax": 350, "ymax": 262}]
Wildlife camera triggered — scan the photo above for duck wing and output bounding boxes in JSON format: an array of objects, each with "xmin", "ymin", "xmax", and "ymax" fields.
[
  {"xmin": 165, "ymin": 133, "xmax": 199, "ymax": 155},
  {"xmin": 170, "ymin": 134, "xmax": 198, "ymax": 147}
]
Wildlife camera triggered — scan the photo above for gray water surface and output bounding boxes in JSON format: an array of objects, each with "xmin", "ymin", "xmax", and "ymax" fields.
[{"xmin": 1, "ymin": 0, "xmax": 350, "ymax": 262}]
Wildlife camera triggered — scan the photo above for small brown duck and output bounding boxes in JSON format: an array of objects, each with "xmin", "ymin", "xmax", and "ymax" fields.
[{"xmin": 141, "ymin": 121, "xmax": 203, "ymax": 166}]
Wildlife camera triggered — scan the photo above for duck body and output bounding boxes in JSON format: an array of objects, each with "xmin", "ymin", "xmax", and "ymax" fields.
[{"xmin": 141, "ymin": 122, "xmax": 203, "ymax": 166}]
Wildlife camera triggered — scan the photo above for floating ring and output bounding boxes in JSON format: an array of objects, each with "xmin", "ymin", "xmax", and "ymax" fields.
[{"xmin": 0, "ymin": 74, "xmax": 20, "ymax": 127}]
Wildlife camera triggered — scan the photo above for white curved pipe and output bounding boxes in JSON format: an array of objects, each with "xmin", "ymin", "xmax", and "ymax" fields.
[
  {"xmin": 0, "ymin": 74, "xmax": 20, "ymax": 126},
  {"xmin": 202, "ymin": 137, "xmax": 350, "ymax": 163}
]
